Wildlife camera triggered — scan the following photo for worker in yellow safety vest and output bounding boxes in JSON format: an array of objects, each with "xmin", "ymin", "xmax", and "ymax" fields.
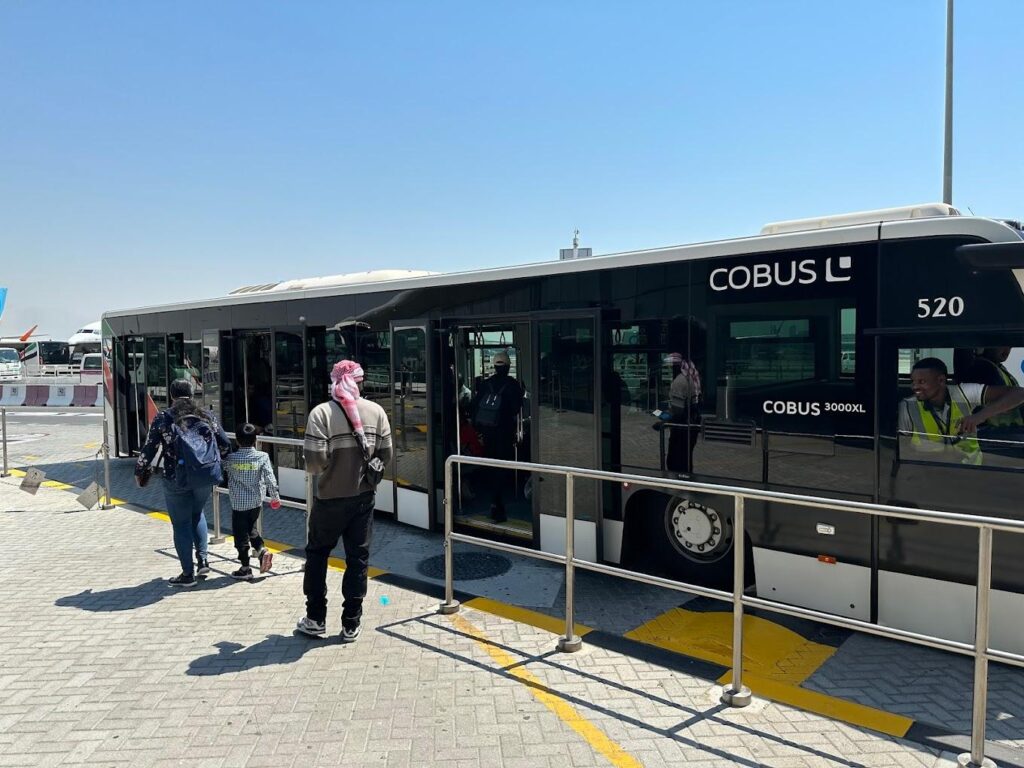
[
  {"xmin": 898, "ymin": 357, "xmax": 1024, "ymax": 465},
  {"xmin": 962, "ymin": 347, "xmax": 1024, "ymax": 428}
]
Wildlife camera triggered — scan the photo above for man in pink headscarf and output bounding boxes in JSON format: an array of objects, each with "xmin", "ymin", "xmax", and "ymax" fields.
[{"xmin": 297, "ymin": 359, "xmax": 393, "ymax": 641}]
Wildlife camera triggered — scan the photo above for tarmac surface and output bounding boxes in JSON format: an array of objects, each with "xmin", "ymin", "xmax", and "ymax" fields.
[{"xmin": 1, "ymin": 407, "xmax": 1022, "ymax": 766}]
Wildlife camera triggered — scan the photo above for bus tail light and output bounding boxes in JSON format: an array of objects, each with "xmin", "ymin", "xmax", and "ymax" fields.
[{"xmin": 817, "ymin": 555, "xmax": 837, "ymax": 565}]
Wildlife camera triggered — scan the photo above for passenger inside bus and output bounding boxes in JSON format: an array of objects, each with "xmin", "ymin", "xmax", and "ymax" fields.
[{"xmin": 470, "ymin": 350, "xmax": 525, "ymax": 523}]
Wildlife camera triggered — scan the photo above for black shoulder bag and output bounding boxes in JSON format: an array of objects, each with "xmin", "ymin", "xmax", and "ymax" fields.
[{"xmin": 334, "ymin": 401, "xmax": 386, "ymax": 487}]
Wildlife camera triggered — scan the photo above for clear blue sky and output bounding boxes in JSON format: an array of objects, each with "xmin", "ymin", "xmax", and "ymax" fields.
[{"xmin": 1, "ymin": 1, "xmax": 1021, "ymax": 338}]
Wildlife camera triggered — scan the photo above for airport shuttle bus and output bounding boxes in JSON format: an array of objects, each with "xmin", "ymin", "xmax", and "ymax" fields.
[{"xmin": 103, "ymin": 204, "xmax": 1024, "ymax": 652}]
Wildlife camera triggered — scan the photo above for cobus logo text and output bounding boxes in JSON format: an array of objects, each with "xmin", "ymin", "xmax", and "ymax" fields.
[{"xmin": 709, "ymin": 256, "xmax": 853, "ymax": 292}]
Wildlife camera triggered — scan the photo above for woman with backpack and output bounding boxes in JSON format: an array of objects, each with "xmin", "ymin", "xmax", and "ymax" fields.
[{"xmin": 135, "ymin": 379, "xmax": 231, "ymax": 587}]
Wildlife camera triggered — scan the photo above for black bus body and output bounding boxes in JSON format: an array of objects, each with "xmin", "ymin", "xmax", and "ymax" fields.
[{"xmin": 103, "ymin": 211, "xmax": 1024, "ymax": 652}]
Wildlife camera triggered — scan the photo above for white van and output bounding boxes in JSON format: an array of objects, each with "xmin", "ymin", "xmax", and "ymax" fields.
[
  {"xmin": 0, "ymin": 347, "xmax": 22, "ymax": 381},
  {"xmin": 80, "ymin": 353, "xmax": 103, "ymax": 381}
]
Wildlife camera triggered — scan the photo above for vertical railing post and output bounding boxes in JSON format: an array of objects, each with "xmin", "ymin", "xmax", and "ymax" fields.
[
  {"xmin": 100, "ymin": 415, "xmax": 113, "ymax": 509},
  {"xmin": 254, "ymin": 437, "xmax": 265, "ymax": 538},
  {"xmin": 210, "ymin": 489, "xmax": 226, "ymax": 544},
  {"xmin": 1, "ymin": 407, "xmax": 9, "ymax": 477},
  {"xmin": 958, "ymin": 526, "xmax": 996, "ymax": 768},
  {"xmin": 722, "ymin": 495, "xmax": 751, "ymax": 707},
  {"xmin": 439, "ymin": 456, "xmax": 460, "ymax": 614},
  {"xmin": 558, "ymin": 472, "xmax": 583, "ymax": 652}
]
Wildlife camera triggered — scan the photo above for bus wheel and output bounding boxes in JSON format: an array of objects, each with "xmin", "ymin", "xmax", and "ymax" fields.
[{"xmin": 656, "ymin": 493, "xmax": 736, "ymax": 588}]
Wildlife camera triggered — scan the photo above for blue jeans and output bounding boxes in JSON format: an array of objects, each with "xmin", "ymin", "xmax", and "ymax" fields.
[{"xmin": 163, "ymin": 479, "xmax": 212, "ymax": 576}]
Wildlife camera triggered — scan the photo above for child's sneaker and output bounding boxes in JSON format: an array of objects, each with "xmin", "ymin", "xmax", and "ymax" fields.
[
  {"xmin": 296, "ymin": 617, "xmax": 326, "ymax": 637},
  {"xmin": 231, "ymin": 567, "xmax": 253, "ymax": 580},
  {"xmin": 259, "ymin": 548, "xmax": 273, "ymax": 574}
]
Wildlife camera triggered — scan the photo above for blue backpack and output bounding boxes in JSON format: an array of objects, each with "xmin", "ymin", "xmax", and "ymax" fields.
[{"xmin": 172, "ymin": 414, "xmax": 223, "ymax": 489}]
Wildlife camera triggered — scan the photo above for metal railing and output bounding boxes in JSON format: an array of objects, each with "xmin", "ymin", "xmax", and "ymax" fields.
[
  {"xmin": 439, "ymin": 454, "xmax": 1024, "ymax": 768},
  {"xmin": 1, "ymin": 407, "xmax": 9, "ymax": 478},
  {"xmin": 210, "ymin": 433, "xmax": 311, "ymax": 548},
  {"xmin": 1, "ymin": 406, "xmax": 114, "ymax": 508}
]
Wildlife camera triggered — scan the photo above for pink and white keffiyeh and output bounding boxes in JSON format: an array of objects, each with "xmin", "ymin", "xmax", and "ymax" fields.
[{"xmin": 330, "ymin": 360, "xmax": 365, "ymax": 435}]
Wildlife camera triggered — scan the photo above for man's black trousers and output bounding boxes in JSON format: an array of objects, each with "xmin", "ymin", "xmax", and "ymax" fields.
[{"xmin": 303, "ymin": 491, "xmax": 375, "ymax": 628}]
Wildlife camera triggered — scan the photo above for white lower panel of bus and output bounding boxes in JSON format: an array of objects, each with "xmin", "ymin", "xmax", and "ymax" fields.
[
  {"xmin": 540, "ymin": 514, "xmax": 597, "ymax": 563},
  {"xmin": 602, "ymin": 520, "xmax": 624, "ymax": 564},
  {"xmin": 278, "ymin": 467, "xmax": 306, "ymax": 500},
  {"xmin": 376, "ymin": 480, "xmax": 395, "ymax": 514},
  {"xmin": 753, "ymin": 548, "xmax": 871, "ymax": 621},
  {"xmin": 879, "ymin": 571, "xmax": 1024, "ymax": 656},
  {"xmin": 396, "ymin": 487, "xmax": 429, "ymax": 529}
]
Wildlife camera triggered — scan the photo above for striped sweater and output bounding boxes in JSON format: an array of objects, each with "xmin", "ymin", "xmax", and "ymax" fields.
[{"xmin": 303, "ymin": 399, "xmax": 393, "ymax": 499}]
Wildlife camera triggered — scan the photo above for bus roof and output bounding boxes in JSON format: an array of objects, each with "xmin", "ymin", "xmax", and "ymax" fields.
[{"xmin": 104, "ymin": 210, "xmax": 1022, "ymax": 320}]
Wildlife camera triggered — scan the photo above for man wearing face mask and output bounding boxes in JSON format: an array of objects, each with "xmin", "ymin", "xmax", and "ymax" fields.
[{"xmin": 472, "ymin": 350, "xmax": 524, "ymax": 523}]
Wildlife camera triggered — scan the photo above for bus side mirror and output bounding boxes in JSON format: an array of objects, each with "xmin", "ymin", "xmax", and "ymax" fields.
[{"xmin": 955, "ymin": 241, "xmax": 1024, "ymax": 270}]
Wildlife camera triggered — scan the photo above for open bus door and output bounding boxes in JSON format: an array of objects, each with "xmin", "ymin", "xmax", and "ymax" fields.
[
  {"xmin": 447, "ymin": 321, "xmax": 536, "ymax": 543},
  {"xmin": 390, "ymin": 322, "xmax": 432, "ymax": 528}
]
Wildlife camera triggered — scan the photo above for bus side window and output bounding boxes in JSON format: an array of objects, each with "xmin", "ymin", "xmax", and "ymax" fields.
[{"xmin": 896, "ymin": 346, "xmax": 1024, "ymax": 468}]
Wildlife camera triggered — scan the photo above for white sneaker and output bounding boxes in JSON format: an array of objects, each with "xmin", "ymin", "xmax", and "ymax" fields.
[
  {"xmin": 340, "ymin": 624, "xmax": 361, "ymax": 643},
  {"xmin": 295, "ymin": 617, "xmax": 326, "ymax": 637}
]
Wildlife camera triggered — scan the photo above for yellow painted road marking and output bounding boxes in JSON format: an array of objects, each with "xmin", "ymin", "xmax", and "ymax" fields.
[
  {"xmin": 22, "ymin": 455, "xmax": 40, "ymax": 461},
  {"xmin": 148, "ymin": 511, "xmax": 170, "ymax": 522},
  {"xmin": 450, "ymin": 612, "xmax": 642, "ymax": 768},
  {"xmin": 465, "ymin": 597, "xmax": 592, "ymax": 638},
  {"xmin": 626, "ymin": 607, "xmax": 835, "ymax": 684},
  {"xmin": 718, "ymin": 670, "xmax": 913, "ymax": 737},
  {"xmin": 261, "ymin": 538, "xmax": 294, "ymax": 555}
]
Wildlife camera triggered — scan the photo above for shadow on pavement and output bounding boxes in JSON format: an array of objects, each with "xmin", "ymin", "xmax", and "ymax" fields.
[
  {"xmin": 56, "ymin": 574, "xmax": 238, "ymax": 612},
  {"xmin": 187, "ymin": 633, "xmax": 340, "ymax": 676},
  {"xmin": 377, "ymin": 612, "xmax": 872, "ymax": 768}
]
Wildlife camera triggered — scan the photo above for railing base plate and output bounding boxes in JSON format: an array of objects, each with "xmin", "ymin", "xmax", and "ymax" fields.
[
  {"xmin": 557, "ymin": 635, "xmax": 583, "ymax": 653},
  {"xmin": 721, "ymin": 686, "xmax": 752, "ymax": 708},
  {"xmin": 957, "ymin": 754, "xmax": 996, "ymax": 768},
  {"xmin": 438, "ymin": 600, "xmax": 461, "ymax": 615},
  {"xmin": 209, "ymin": 536, "xmax": 227, "ymax": 545}
]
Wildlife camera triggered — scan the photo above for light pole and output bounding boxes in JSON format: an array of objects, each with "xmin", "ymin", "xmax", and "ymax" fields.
[{"xmin": 943, "ymin": 0, "xmax": 954, "ymax": 205}]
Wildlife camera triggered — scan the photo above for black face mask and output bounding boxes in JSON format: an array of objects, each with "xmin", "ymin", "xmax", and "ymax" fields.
[{"xmin": 494, "ymin": 364, "xmax": 510, "ymax": 377}]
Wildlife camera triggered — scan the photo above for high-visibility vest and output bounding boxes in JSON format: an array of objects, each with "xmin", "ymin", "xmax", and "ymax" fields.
[
  {"xmin": 904, "ymin": 385, "xmax": 983, "ymax": 465},
  {"xmin": 988, "ymin": 362, "xmax": 1024, "ymax": 428}
]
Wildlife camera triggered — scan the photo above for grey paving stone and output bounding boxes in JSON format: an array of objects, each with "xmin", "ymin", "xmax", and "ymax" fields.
[{"xmin": 1, "ymin": 415, "xmax": 1022, "ymax": 766}]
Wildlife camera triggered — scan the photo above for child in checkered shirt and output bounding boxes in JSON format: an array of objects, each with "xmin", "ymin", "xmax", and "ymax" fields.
[{"xmin": 223, "ymin": 423, "xmax": 281, "ymax": 580}]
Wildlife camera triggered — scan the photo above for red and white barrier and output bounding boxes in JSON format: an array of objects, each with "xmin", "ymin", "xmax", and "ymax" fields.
[
  {"xmin": 0, "ymin": 383, "xmax": 102, "ymax": 407},
  {"xmin": 72, "ymin": 385, "xmax": 98, "ymax": 407},
  {"xmin": 47, "ymin": 385, "xmax": 75, "ymax": 407},
  {"xmin": 23, "ymin": 386, "xmax": 49, "ymax": 407},
  {"xmin": 0, "ymin": 384, "xmax": 26, "ymax": 407}
]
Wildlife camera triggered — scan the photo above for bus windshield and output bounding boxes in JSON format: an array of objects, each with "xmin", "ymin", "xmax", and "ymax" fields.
[
  {"xmin": 39, "ymin": 342, "xmax": 70, "ymax": 365},
  {"xmin": 0, "ymin": 349, "xmax": 18, "ymax": 363}
]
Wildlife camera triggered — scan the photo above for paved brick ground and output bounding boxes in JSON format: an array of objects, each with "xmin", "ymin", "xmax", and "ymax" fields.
[
  {"xmin": 0, "ymin": 475, "xmax": 979, "ymax": 767},
  {"xmin": 3, "ymin": 409, "xmax": 1024, "ymax": 763}
]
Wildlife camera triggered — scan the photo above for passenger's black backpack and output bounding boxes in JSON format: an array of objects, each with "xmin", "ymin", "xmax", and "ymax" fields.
[{"xmin": 474, "ymin": 378, "xmax": 513, "ymax": 429}]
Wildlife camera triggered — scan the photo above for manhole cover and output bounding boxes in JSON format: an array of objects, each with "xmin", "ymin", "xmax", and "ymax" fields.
[{"xmin": 418, "ymin": 552, "xmax": 512, "ymax": 581}]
